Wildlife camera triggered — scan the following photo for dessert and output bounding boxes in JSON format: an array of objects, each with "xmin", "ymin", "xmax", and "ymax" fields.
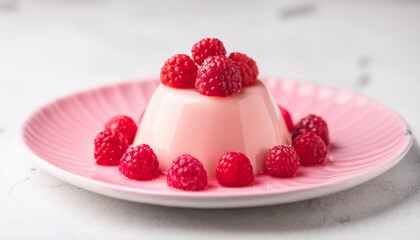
[
  {"xmin": 93, "ymin": 38, "xmax": 330, "ymax": 191},
  {"xmin": 133, "ymin": 79, "xmax": 291, "ymax": 178}
]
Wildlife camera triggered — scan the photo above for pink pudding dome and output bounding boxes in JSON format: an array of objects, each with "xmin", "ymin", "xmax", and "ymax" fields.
[{"xmin": 133, "ymin": 80, "xmax": 291, "ymax": 178}]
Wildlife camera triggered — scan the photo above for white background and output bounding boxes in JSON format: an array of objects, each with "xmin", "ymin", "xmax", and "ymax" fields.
[{"xmin": 1, "ymin": 0, "xmax": 420, "ymax": 239}]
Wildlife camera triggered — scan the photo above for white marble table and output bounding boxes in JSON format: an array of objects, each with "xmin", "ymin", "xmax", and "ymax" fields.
[{"xmin": 1, "ymin": 0, "xmax": 420, "ymax": 239}]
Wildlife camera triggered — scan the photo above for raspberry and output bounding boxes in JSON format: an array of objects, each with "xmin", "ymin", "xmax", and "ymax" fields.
[
  {"xmin": 94, "ymin": 129, "xmax": 127, "ymax": 166},
  {"xmin": 216, "ymin": 152, "xmax": 254, "ymax": 187},
  {"xmin": 293, "ymin": 114, "xmax": 329, "ymax": 146},
  {"xmin": 228, "ymin": 52, "xmax": 259, "ymax": 87},
  {"xmin": 191, "ymin": 38, "xmax": 226, "ymax": 65},
  {"xmin": 195, "ymin": 56, "xmax": 242, "ymax": 97},
  {"xmin": 266, "ymin": 145, "xmax": 300, "ymax": 177},
  {"xmin": 119, "ymin": 144, "xmax": 160, "ymax": 180},
  {"xmin": 278, "ymin": 105, "xmax": 294, "ymax": 132},
  {"xmin": 167, "ymin": 154, "xmax": 207, "ymax": 191},
  {"xmin": 292, "ymin": 132, "xmax": 327, "ymax": 165},
  {"xmin": 160, "ymin": 54, "xmax": 198, "ymax": 88},
  {"xmin": 104, "ymin": 115, "xmax": 138, "ymax": 145}
]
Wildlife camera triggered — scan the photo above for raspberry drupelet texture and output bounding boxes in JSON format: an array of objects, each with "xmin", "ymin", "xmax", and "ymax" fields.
[
  {"xmin": 119, "ymin": 144, "xmax": 160, "ymax": 180},
  {"xmin": 278, "ymin": 105, "xmax": 294, "ymax": 132},
  {"xmin": 216, "ymin": 152, "xmax": 254, "ymax": 187},
  {"xmin": 292, "ymin": 132, "xmax": 327, "ymax": 165},
  {"xmin": 160, "ymin": 54, "xmax": 198, "ymax": 88},
  {"xmin": 167, "ymin": 154, "xmax": 208, "ymax": 191},
  {"xmin": 266, "ymin": 145, "xmax": 300, "ymax": 177},
  {"xmin": 94, "ymin": 129, "xmax": 128, "ymax": 166},
  {"xmin": 228, "ymin": 52, "xmax": 259, "ymax": 87},
  {"xmin": 293, "ymin": 114, "xmax": 330, "ymax": 146},
  {"xmin": 104, "ymin": 115, "xmax": 138, "ymax": 145},
  {"xmin": 195, "ymin": 56, "xmax": 242, "ymax": 97},
  {"xmin": 191, "ymin": 38, "xmax": 226, "ymax": 65}
]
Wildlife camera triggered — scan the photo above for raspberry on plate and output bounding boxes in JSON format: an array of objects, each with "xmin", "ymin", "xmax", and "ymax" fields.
[
  {"xmin": 191, "ymin": 38, "xmax": 226, "ymax": 65},
  {"xmin": 167, "ymin": 154, "xmax": 208, "ymax": 191},
  {"xmin": 228, "ymin": 52, "xmax": 259, "ymax": 87},
  {"xmin": 216, "ymin": 152, "xmax": 254, "ymax": 187},
  {"xmin": 195, "ymin": 55, "xmax": 242, "ymax": 97},
  {"xmin": 104, "ymin": 115, "xmax": 137, "ymax": 145},
  {"xmin": 293, "ymin": 114, "xmax": 329, "ymax": 146},
  {"xmin": 266, "ymin": 145, "xmax": 300, "ymax": 177},
  {"xmin": 292, "ymin": 132, "xmax": 327, "ymax": 165},
  {"xmin": 94, "ymin": 129, "xmax": 127, "ymax": 166},
  {"xmin": 119, "ymin": 144, "xmax": 160, "ymax": 180},
  {"xmin": 160, "ymin": 54, "xmax": 198, "ymax": 88},
  {"xmin": 278, "ymin": 105, "xmax": 293, "ymax": 132}
]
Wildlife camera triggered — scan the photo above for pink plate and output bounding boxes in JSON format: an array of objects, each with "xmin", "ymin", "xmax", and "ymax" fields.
[{"xmin": 21, "ymin": 77, "xmax": 413, "ymax": 208}]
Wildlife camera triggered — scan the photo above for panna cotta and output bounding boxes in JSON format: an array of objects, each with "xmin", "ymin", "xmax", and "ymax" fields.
[
  {"xmin": 93, "ymin": 38, "xmax": 329, "ymax": 190},
  {"xmin": 133, "ymin": 80, "xmax": 291, "ymax": 178}
]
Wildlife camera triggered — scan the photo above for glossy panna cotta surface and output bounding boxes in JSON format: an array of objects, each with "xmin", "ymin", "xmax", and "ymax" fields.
[{"xmin": 133, "ymin": 80, "xmax": 291, "ymax": 178}]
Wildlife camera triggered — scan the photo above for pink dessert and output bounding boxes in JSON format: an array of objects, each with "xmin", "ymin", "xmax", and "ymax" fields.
[
  {"xmin": 133, "ymin": 79, "xmax": 291, "ymax": 178},
  {"xmin": 94, "ymin": 38, "xmax": 329, "ymax": 190}
]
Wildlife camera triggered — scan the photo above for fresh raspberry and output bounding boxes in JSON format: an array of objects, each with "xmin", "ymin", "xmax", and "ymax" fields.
[
  {"xmin": 119, "ymin": 144, "xmax": 160, "ymax": 180},
  {"xmin": 266, "ymin": 145, "xmax": 300, "ymax": 177},
  {"xmin": 293, "ymin": 114, "xmax": 329, "ymax": 146},
  {"xmin": 292, "ymin": 132, "xmax": 327, "ymax": 165},
  {"xmin": 191, "ymin": 38, "xmax": 226, "ymax": 65},
  {"xmin": 216, "ymin": 152, "xmax": 254, "ymax": 187},
  {"xmin": 195, "ymin": 56, "xmax": 242, "ymax": 97},
  {"xmin": 160, "ymin": 54, "xmax": 198, "ymax": 88},
  {"xmin": 228, "ymin": 52, "xmax": 259, "ymax": 87},
  {"xmin": 278, "ymin": 105, "xmax": 294, "ymax": 132},
  {"xmin": 94, "ymin": 129, "xmax": 128, "ymax": 166},
  {"xmin": 104, "ymin": 115, "xmax": 137, "ymax": 145},
  {"xmin": 167, "ymin": 154, "xmax": 207, "ymax": 191}
]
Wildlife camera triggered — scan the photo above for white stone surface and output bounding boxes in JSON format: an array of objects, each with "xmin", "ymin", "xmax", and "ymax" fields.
[{"xmin": 1, "ymin": 0, "xmax": 420, "ymax": 239}]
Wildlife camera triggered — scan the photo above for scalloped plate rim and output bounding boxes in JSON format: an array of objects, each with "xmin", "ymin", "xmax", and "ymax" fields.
[{"xmin": 20, "ymin": 78, "xmax": 414, "ymax": 208}]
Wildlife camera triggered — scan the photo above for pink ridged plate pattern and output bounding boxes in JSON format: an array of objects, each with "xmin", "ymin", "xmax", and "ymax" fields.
[{"xmin": 21, "ymin": 77, "xmax": 413, "ymax": 208}]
